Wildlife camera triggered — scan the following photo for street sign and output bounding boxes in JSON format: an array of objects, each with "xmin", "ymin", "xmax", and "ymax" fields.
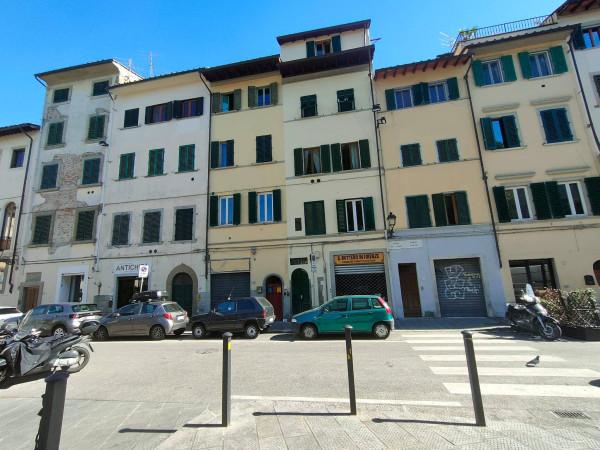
[{"xmin": 138, "ymin": 264, "xmax": 149, "ymax": 278}]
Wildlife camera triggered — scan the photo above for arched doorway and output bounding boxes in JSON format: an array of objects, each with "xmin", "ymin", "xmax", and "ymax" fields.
[
  {"xmin": 291, "ymin": 268, "xmax": 311, "ymax": 315},
  {"xmin": 594, "ymin": 260, "xmax": 600, "ymax": 285},
  {"xmin": 265, "ymin": 275, "xmax": 283, "ymax": 320},
  {"xmin": 171, "ymin": 272, "xmax": 193, "ymax": 316}
]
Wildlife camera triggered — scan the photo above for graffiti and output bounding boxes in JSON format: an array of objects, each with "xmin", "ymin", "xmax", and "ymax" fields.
[{"xmin": 442, "ymin": 265, "xmax": 481, "ymax": 300}]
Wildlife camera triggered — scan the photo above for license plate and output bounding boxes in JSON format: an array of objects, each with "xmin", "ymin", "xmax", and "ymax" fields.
[{"xmin": 177, "ymin": 315, "xmax": 184, "ymax": 321}]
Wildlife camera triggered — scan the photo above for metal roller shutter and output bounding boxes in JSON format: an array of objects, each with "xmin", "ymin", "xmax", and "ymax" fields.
[
  {"xmin": 210, "ymin": 272, "xmax": 250, "ymax": 306},
  {"xmin": 334, "ymin": 264, "xmax": 388, "ymax": 300},
  {"xmin": 434, "ymin": 258, "xmax": 486, "ymax": 317}
]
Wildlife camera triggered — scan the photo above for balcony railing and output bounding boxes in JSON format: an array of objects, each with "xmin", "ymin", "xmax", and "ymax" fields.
[
  {"xmin": 0, "ymin": 238, "xmax": 11, "ymax": 251},
  {"xmin": 455, "ymin": 15, "xmax": 557, "ymax": 43}
]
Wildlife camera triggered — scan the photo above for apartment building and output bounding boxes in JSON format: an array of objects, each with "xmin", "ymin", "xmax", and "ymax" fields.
[{"xmin": 0, "ymin": 124, "xmax": 39, "ymax": 307}]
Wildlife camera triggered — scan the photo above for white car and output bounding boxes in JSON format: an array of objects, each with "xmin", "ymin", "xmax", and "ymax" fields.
[{"xmin": 0, "ymin": 306, "xmax": 23, "ymax": 327}]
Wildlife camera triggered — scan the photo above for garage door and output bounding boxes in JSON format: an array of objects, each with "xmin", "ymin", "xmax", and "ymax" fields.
[
  {"xmin": 210, "ymin": 272, "xmax": 250, "ymax": 306},
  {"xmin": 434, "ymin": 258, "xmax": 486, "ymax": 317},
  {"xmin": 334, "ymin": 264, "xmax": 388, "ymax": 301}
]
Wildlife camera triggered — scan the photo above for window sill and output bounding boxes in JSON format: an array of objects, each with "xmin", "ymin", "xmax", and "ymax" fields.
[
  {"xmin": 213, "ymin": 109, "xmax": 242, "ymax": 116},
  {"xmin": 85, "ymin": 138, "xmax": 106, "ymax": 144},
  {"xmin": 90, "ymin": 94, "xmax": 110, "ymax": 99},
  {"xmin": 109, "ymin": 244, "xmax": 132, "ymax": 248},
  {"xmin": 385, "ymin": 98, "xmax": 462, "ymax": 113},
  {"xmin": 211, "ymin": 165, "xmax": 236, "ymax": 171},
  {"xmin": 116, "ymin": 176, "xmax": 137, "ymax": 181},
  {"xmin": 120, "ymin": 125, "xmax": 141, "ymax": 130},
  {"xmin": 171, "ymin": 239, "xmax": 197, "ymax": 244},
  {"xmin": 28, "ymin": 243, "xmax": 51, "ymax": 248},
  {"xmin": 477, "ymin": 80, "xmax": 515, "ymax": 88},
  {"xmin": 252, "ymin": 160, "xmax": 276, "ymax": 166},
  {"xmin": 71, "ymin": 240, "xmax": 96, "ymax": 245},
  {"xmin": 295, "ymin": 167, "xmax": 373, "ymax": 178},
  {"xmin": 79, "ymin": 182, "xmax": 102, "ymax": 188},
  {"xmin": 543, "ymin": 139, "xmax": 579, "ymax": 147},
  {"xmin": 145, "ymin": 173, "xmax": 167, "ymax": 178},
  {"xmin": 527, "ymin": 73, "xmax": 563, "ymax": 81},
  {"xmin": 487, "ymin": 145, "xmax": 528, "ymax": 152},
  {"xmin": 175, "ymin": 169, "xmax": 198, "ymax": 174},
  {"xmin": 212, "ymin": 224, "xmax": 236, "ymax": 228},
  {"xmin": 145, "ymin": 120, "xmax": 172, "ymax": 126},
  {"xmin": 248, "ymin": 104, "xmax": 277, "ymax": 111},
  {"xmin": 38, "ymin": 187, "xmax": 59, "ymax": 193},
  {"xmin": 45, "ymin": 143, "xmax": 65, "ymax": 150},
  {"xmin": 140, "ymin": 241, "xmax": 163, "ymax": 246},
  {"xmin": 51, "ymin": 100, "xmax": 71, "ymax": 106}
]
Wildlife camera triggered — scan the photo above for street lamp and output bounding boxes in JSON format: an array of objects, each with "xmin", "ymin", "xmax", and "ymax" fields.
[{"xmin": 386, "ymin": 212, "xmax": 397, "ymax": 238}]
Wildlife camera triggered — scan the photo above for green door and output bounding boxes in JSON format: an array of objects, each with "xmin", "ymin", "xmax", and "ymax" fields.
[
  {"xmin": 316, "ymin": 297, "xmax": 349, "ymax": 332},
  {"xmin": 291, "ymin": 269, "xmax": 311, "ymax": 315},
  {"xmin": 172, "ymin": 272, "xmax": 193, "ymax": 316},
  {"xmin": 347, "ymin": 297, "xmax": 374, "ymax": 332}
]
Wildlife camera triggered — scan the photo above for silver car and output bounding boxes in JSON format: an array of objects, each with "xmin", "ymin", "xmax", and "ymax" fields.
[
  {"xmin": 19, "ymin": 303, "xmax": 103, "ymax": 337},
  {"xmin": 0, "ymin": 306, "xmax": 23, "ymax": 328},
  {"xmin": 95, "ymin": 301, "xmax": 188, "ymax": 341}
]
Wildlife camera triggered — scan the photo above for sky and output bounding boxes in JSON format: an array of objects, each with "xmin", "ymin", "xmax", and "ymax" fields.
[{"xmin": 1, "ymin": 0, "xmax": 562, "ymax": 125}]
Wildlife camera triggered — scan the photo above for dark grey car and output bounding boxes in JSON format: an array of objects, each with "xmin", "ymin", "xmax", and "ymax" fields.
[{"xmin": 19, "ymin": 303, "xmax": 103, "ymax": 337}]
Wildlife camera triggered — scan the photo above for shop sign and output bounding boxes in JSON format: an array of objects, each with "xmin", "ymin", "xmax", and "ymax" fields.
[
  {"xmin": 389, "ymin": 239, "xmax": 423, "ymax": 249},
  {"xmin": 114, "ymin": 262, "xmax": 149, "ymax": 276},
  {"xmin": 334, "ymin": 252, "xmax": 384, "ymax": 266},
  {"xmin": 138, "ymin": 264, "xmax": 149, "ymax": 278}
]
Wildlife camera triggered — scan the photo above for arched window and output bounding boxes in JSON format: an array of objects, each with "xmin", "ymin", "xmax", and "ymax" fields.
[{"xmin": 0, "ymin": 203, "xmax": 16, "ymax": 250}]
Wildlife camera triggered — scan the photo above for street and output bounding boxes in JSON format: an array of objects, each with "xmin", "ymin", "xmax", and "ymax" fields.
[{"xmin": 1, "ymin": 326, "xmax": 600, "ymax": 449}]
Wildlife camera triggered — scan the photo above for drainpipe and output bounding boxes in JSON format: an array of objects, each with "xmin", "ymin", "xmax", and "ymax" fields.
[
  {"xmin": 198, "ymin": 72, "xmax": 212, "ymax": 281},
  {"xmin": 463, "ymin": 57, "xmax": 502, "ymax": 268},
  {"xmin": 8, "ymin": 126, "xmax": 35, "ymax": 293}
]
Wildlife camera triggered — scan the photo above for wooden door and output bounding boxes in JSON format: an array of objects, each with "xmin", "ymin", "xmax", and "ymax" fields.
[
  {"xmin": 265, "ymin": 276, "xmax": 283, "ymax": 320},
  {"xmin": 23, "ymin": 286, "xmax": 40, "ymax": 312},
  {"xmin": 398, "ymin": 264, "xmax": 422, "ymax": 317}
]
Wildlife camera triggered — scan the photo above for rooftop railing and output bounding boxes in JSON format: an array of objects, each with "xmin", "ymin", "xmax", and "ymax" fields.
[{"xmin": 455, "ymin": 15, "xmax": 557, "ymax": 43}]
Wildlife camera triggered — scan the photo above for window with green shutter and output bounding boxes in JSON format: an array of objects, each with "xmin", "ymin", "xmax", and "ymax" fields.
[
  {"xmin": 74, "ymin": 210, "xmax": 96, "ymax": 242},
  {"xmin": 337, "ymin": 89, "xmax": 355, "ymax": 112},
  {"xmin": 142, "ymin": 211, "xmax": 161, "ymax": 243},
  {"xmin": 211, "ymin": 141, "xmax": 234, "ymax": 168},
  {"xmin": 256, "ymin": 135, "xmax": 272, "ymax": 163},
  {"xmin": 47, "ymin": 122, "xmax": 64, "ymax": 146},
  {"xmin": 87, "ymin": 115, "xmax": 106, "ymax": 140},
  {"xmin": 304, "ymin": 201, "xmax": 326, "ymax": 235},
  {"xmin": 111, "ymin": 213, "xmax": 130, "ymax": 246},
  {"xmin": 124, "ymin": 108, "xmax": 139, "ymax": 128},
  {"xmin": 480, "ymin": 115, "xmax": 521, "ymax": 150},
  {"xmin": 336, "ymin": 197, "xmax": 375, "ymax": 233},
  {"xmin": 40, "ymin": 163, "xmax": 59, "ymax": 190},
  {"xmin": 119, "ymin": 153, "xmax": 135, "ymax": 179},
  {"xmin": 92, "ymin": 80, "xmax": 110, "ymax": 96},
  {"xmin": 148, "ymin": 148, "xmax": 164, "ymax": 176},
  {"xmin": 174, "ymin": 208, "xmax": 194, "ymax": 241},
  {"xmin": 436, "ymin": 139, "xmax": 459, "ymax": 162},
  {"xmin": 82, "ymin": 158, "xmax": 101, "ymax": 185},
  {"xmin": 432, "ymin": 192, "xmax": 471, "ymax": 226},
  {"xmin": 178, "ymin": 144, "xmax": 195, "ymax": 172},
  {"xmin": 53, "ymin": 88, "xmax": 69, "ymax": 103},
  {"xmin": 584, "ymin": 177, "xmax": 600, "ymax": 216},
  {"xmin": 540, "ymin": 108, "xmax": 573, "ymax": 143},
  {"xmin": 401, "ymin": 144, "xmax": 422, "ymax": 167},
  {"xmin": 406, "ymin": 195, "xmax": 431, "ymax": 228},
  {"xmin": 32, "ymin": 215, "xmax": 53, "ymax": 245},
  {"xmin": 300, "ymin": 95, "xmax": 317, "ymax": 118}
]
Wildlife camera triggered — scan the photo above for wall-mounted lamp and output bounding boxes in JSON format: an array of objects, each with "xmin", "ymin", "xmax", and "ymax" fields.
[
  {"xmin": 386, "ymin": 211, "xmax": 397, "ymax": 238},
  {"xmin": 99, "ymin": 140, "xmax": 109, "ymax": 147},
  {"xmin": 377, "ymin": 117, "xmax": 387, "ymax": 127}
]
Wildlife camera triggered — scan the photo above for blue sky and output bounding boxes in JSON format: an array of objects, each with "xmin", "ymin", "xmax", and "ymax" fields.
[{"xmin": 1, "ymin": 0, "xmax": 561, "ymax": 125}]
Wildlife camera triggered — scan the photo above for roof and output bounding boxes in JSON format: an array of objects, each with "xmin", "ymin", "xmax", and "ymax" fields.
[
  {"xmin": 553, "ymin": 0, "xmax": 600, "ymax": 16},
  {"xmin": 375, "ymin": 54, "xmax": 469, "ymax": 80},
  {"xmin": 458, "ymin": 24, "xmax": 576, "ymax": 50},
  {"xmin": 35, "ymin": 59, "xmax": 140, "ymax": 80},
  {"xmin": 279, "ymin": 45, "xmax": 373, "ymax": 78},
  {"xmin": 277, "ymin": 19, "xmax": 371, "ymax": 44},
  {"xmin": 0, "ymin": 123, "xmax": 40, "ymax": 137},
  {"xmin": 201, "ymin": 55, "xmax": 280, "ymax": 82},
  {"xmin": 110, "ymin": 67, "xmax": 203, "ymax": 90}
]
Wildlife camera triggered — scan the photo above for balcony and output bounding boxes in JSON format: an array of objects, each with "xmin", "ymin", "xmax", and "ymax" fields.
[
  {"xmin": 0, "ymin": 238, "xmax": 11, "ymax": 251},
  {"xmin": 455, "ymin": 15, "xmax": 557, "ymax": 43}
]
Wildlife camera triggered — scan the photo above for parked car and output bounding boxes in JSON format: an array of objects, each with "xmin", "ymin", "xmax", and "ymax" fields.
[
  {"xmin": 19, "ymin": 303, "xmax": 103, "ymax": 337},
  {"xmin": 292, "ymin": 296, "xmax": 394, "ymax": 340},
  {"xmin": 0, "ymin": 306, "xmax": 23, "ymax": 328},
  {"xmin": 95, "ymin": 301, "xmax": 188, "ymax": 341},
  {"xmin": 190, "ymin": 297, "xmax": 275, "ymax": 339}
]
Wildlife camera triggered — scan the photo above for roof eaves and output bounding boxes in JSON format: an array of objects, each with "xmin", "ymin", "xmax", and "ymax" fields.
[
  {"xmin": 0, "ymin": 123, "xmax": 40, "ymax": 137},
  {"xmin": 463, "ymin": 24, "xmax": 576, "ymax": 49},
  {"xmin": 276, "ymin": 19, "xmax": 371, "ymax": 44},
  {"xmin": 110, "ymin": 67, "xmax": 204, "ymax": 90}
]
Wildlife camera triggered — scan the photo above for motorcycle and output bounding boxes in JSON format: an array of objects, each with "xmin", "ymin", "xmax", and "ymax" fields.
[
  {"xmin": 0, "ymin": 321, "xmax": 98, "ymax": 386},
  {"xmin": 506, "ymin": 284, "xmax": 562, "ymax": 340}
]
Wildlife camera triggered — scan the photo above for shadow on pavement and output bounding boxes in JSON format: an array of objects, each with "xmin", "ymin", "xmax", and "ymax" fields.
[
  {"xmin": 183, "ymin": 423, "xmax": 223, "ymax": 428},
  {"xmin": 119, "ymin": 428, "xmax": 176, "ymax": 434},
  {"xmin": 373, "ymin": 418, "xmax": 478, "ymax": 427},
  {"xmin": 0, "ymin": 372, "xmax": 48, "ymax": 389},
  {"xmin": 268, "ymin": 333, "xmax": 382, "ymax": 342},
  {"xmin": 254, "ymin": 411, "xmax": 352, "ymax": 417}
]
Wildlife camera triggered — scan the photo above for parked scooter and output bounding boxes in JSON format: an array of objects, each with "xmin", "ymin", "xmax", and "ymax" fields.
[
  {"xmin": 506, "ymin": 284, "xmax": 562, "ymax": 340},
  {"xmin": 0, "ymin": 321, "xmax": 97, "ymax": 386}
]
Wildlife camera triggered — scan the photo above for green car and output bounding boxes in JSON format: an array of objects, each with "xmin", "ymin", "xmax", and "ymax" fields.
[{"xmin": 292, "ymin": 295, "xmax": 394, "ymax": 340}]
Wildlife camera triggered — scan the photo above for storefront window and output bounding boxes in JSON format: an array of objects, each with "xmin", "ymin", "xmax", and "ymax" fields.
[{"xmin": 509, "ymin": 259, "xmax": 556, "ymax": 300}]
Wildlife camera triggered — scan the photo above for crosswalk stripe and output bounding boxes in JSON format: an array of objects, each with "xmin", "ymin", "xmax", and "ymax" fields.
[
  {"xmin": 401, "ymin": 333, "xmax": 495, "ymax": 338},
  {"xmin": 406, "ymin": 338, "xmax": 516, "ymax": 344},
  {"xmin": 431, "ymin": 367, "xmax": 600, "ymax": 377},
  {"xmin": 444, "ymin": 383, "xmax": 600, "ymax": 398},
  {"xmin": 412, "ymin": 345, "xmax": 537, "ymax": 352},
  {"xmin": 420, "ymin": 354, "xmax": 564, "ymax": 362}
]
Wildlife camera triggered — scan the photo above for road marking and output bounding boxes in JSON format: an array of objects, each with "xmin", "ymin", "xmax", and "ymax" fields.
[
  {"xmin": 401, "ymin": 333, "xmax": 496, "ymax": 338},
  {"xmin": 420, "ymin": 354, "xmax": 564, "ymax": 362},
  {"xmin": 444, "ymin": 383, "xmax": 600, "ymax": 398},
  {"xmin": 413, "ymin": 345, "xmax": 537, "ymax": 352},
  {"xmin": 406, "ymin": 338, "xmax": 517, "ymax": 344},
  {"xmin": 431, "ymin": 367, "xmax": 600, "ymax": 377},
  {"xmin": 231, "ymin": 395, "xmax": 462, "ymax": 407}
]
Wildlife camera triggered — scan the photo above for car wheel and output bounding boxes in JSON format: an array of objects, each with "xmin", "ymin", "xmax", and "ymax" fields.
[
  {"xmin": 301, "ymin": 324, "xmax": 317, "ymax": 340},
  {"xmin": 149, "ymin": 325, "xmax": 166, "ymax": 341},
  {"xmin": 244, "ymin": 323, "xmax": 259, "ymax": 339},
  {"xmin": 94, "ymin": 326, "xmax": 109, "ymax": 341},
  {"xmin": 372, "ymin": 323, "xmax": 390, "ymax": 340},
  {"xmin": 192, "ymin": 324, "xmax": 206, "ymax": 339},
  {"xmin": 173, "ymin": 329, "xmax": 185, "ymax": 336},
  {"xmin": 52, "ymin": 326, "xmax": 67, "ymax": 338}
]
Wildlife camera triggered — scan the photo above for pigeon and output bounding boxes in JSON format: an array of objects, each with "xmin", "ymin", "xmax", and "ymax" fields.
[{"xmin": 526, "ymin": 355, "xmax": 540, "ymax": 367}]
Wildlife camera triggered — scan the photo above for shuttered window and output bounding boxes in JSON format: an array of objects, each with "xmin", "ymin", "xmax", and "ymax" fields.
[
  {"xmin": 124, "ymin": 108, "xmax": 139, "ymax": 128},
  {"xmin": 337, "ymin": 89, "xmax": 355, "ymax": 112},
  {"xmin": 178, "ymin": 144, "xmax": 195, "ymax": 172},
  {"xmin": 300, "ymin": 95, "xmax": 317, "ymax": 118},
  {"xmin": 304, "ymin": 201, "xmax": 326, "ymax": 235},
  {"xmin": 436, "ymin": 139, "xmax": 459, "ymax": 162},
  {"xmin": 432, "ymin": 191, "xmax": 471, "ymax": 226},
  {"xmin": 82, "ymin": 158, "xmax": 101, "ymax": 185},
  {"xmin": 87, "ymin": 115, "xmax": 106, "ymax": 140},
  {"xmin": 112, "ymin": 214, "xmax": 130, "ymax": 246},
  {"xmin": 148, "ymin": 149, "xmax": 164, "ymax": 176},
  {"xmin": 336, "ymin": 197, "xmax": 375, "ymax": 233},
  {"xmin": 142, "ymin": 211, "xmax": 161, "ymax": 243},
  {"xmin": 480, "ymin": 115, "xmax": 521, "ymax": 150},
  {"xmin": 401, "ymin": 144, "xmax": 422, "ymax": 167},
  {"xmin": 493, "ymin": 186, "xmax": 532, "ymax": 223},
  {"xmin": 218, "ymin": 196, "xmax": 234, "ymax": 226},
  {"xmin": 53, "ymin": 88, "xmax": 69, "ymax": 103},
  {"xmin": 174, "ymin": 208, "xmax": 194, "ymax": 241},
  {"xmin": 47, "ymin": 122, "xmax": 64, "ymax": 146},
  {"xmin": 558, "ymin": 181, "xmax": 586, "ymax": 216},
  {"xmin": 249, "ymin": 190, "xmax": 282, "ymax": 224},
  {"xmin": 173, "ymin": 97, "xmax": 204, "ymax": 118},
  {"xmin": 530, "ymin": 181, "xmax": 566, "ymax": 220},
  {"xmin": 145, "ymin": 102, "xmax": 173, "ymax": 124},
  {"xmin": 40, "ymin": 164, "xmax": 59, "ymax": 190},
  {"xmin": 74, "ymin": 210, "xmax": 96, "ymax": 242},
  {"xmin": 211, "ymin": 141, "xmax": 234, "ymax": 168},
  {"xmin": 119, "ymin": 153, "xmax": 135, "ymax": 179},
  {"xmin": 92, "ymin": 80, "xmax": 110, "ymax": 96},
  {"xmin": 256, "ymin": 135, "xmax": 272, "ymax": 163},
  {"xmin": 540, "ymin": 108, "xmax": 573, "ymax": 144},
  {"xmin": 32, "ymin": 215, "xmax": 52, "ymax": 245},
  {"xmin": 406, "ymin": 195, "xmax": 431, "ymax": 228}
]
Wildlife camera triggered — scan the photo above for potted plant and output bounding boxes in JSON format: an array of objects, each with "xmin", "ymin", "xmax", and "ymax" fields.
[{"xmin": 541, "ymin": 289, "xmax": 600, "ymax": 341}]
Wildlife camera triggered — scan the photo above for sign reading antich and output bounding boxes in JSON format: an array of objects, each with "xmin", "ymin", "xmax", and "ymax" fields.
[{"xmin": 334, "ymin": 252, "xmax": 385, "ymax": 266}]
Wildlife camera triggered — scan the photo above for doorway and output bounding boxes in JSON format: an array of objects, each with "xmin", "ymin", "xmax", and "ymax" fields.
[
  {"xmin": 398, "ymin": 263, "xmax": 422, "ymax": 317},
  {"xmin": 291, "ymin": 269, "xmax": 311, "ymax": 315},
  {"xmin": 265, "ymin": 275, "xmax": 283, "ymax": 320},
  {"xmin": 22, "ymin": 286, "xmax": 40, "ymax": 312},
  {"xmin": 60, "ymin": 275, "xmax": 84, "ymax": 302},
  {"xmin": 172, "ymin": 272, "xmax": 193, "ymax": 316},
  {"xmin": 116, "ymin": 276, "xmax": 148, "ymax": 308},
  {"xmin": 594, "ymin": 260, "xmax": 600, "ymax": 285}
]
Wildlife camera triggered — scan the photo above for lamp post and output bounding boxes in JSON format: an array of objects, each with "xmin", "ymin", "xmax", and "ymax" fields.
[{"xmin": 386, "ymin": 212, "xmax": 396, "ymax": 238}]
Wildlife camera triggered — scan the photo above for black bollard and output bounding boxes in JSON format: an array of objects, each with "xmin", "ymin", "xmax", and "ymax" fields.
[
  {"xmin": 461, "ymin": 330, "xmax": 486, "ymax": 427},
  {"xmin": 222, "ymin": 332, "xmax": 232, "ymax": 427},
  {"xmin": 35, "ymin": 371, "xmax": 70, "ymax": 450},
  {"xmin": 345, "ymin": 325, "xmax": 357, "ymax": 415}
]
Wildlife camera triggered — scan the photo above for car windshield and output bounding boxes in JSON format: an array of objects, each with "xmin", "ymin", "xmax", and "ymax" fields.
[
  {"xmin": 255, "ymin": 297, "xmax": 272, "ymax": 308},
  {"xmin": 163, "ymin": 303, "xmax": 184, "ymax": 313},
  {"xmin": 72, "ymin": 304, "xmax": 99, "ymax": 312}
]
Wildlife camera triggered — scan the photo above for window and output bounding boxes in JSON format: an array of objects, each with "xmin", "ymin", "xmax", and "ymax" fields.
[
  {"xmin": 82, "ymin": 158, "xmax": 101, "ymax": 185},
  {"xmin": 482, "ymin": 60, "xmax": 503, "ymax": 85},
  {"xmin": 345, "ymin": 199, "xmax": 365, "ymax": 232},
  {"xmin": 148, "ymin": 148, "xmax": 164, "ymax": 176},
  {"xmin": 119, "ymin": 153, "xmax": 135, "ymax": 179},
  {"xmin": 174, "ymin": 208, "xmax": 194, "ymax": 241},
  {"xmin": 432, "ymin": 192, "xmax": 471, "ymax": 226},
  {"xmin": 337, "ymin": 89, "xmax": 355, "ymax": 112},
  {"xmin": 257, "ymin": 192, "xmax": 273, "ymax": 223},
  {"xmin": 212, "ymin": 90, "xmax": 241, "ymax": 113},
  {"xmin": 352, "ymin": 298, "xmax": 371, "ymax": 310},
  {"xmin": 340, "ymin": 142, "xmax": 360, "ymax": 170},
  {"xmin": 53, "ymin": 88, "xmax": 69, "ymax": 103},
  {"xmin": 32, "ymin": 215, "xmax": 52, "ymax": 245},
  {"xmin": 401, "ymin": 144, "xmax": 422, "ymax": 167},
  {"xmin": 316, "ymin": 39, "xmax": 332, "ymax": 56},
  {"xmin": 145, "ymin": 103, "xmax": 172, "ymax": 124},
  {"xmin": 306, "ymin": 36, "xmax": 340, "ymax": 57},
  {"xmin": 558, "ymin": 181, "xmax": 586, "ymax": 216},
  {"xmin": 46, "ymin": 122, "xmax": 64, "ymax": 146},
  {"xmin": 92, "ymin": 80, "xmax": 110, "ymax": 96},
  {"xmin": 481, "ymin": 115, "xmax": 521, "ymax": 150},
  {"xmin": 178, "ymin": 144, "xmax": 195, "ymax": 172},
  {"xmin": 10, "ymin": 148, "xmax": 25, "ymax": 168},
  {"xmin": 256, "ymin": 135, "xmax": 272, "ymax": 163},
  {"xmin": 220, "ymin": 142, "xmax": 232, "ymax": 167},
  {"xmin": 295, "ymin": 218, "xmax": 302, "ymax": 231},
  {"xmin": 175, "ymin": 97, "xmax": 203, "ymax": 118},
  {"xmin": 112, "ymin": 213, "xmax": 130, "ymax": 245},
  {"xmin": 436, "ymin": 139, "xmax": 459, "ymax": 162},
  {"xmin": 40, "ymin": 164, "xmax": 59, "ymax": 190},
  {"xmin": 300, "ymin": 95, "xmax": 317, "ymax": 118},
  {"xmin": 0, "ymin": 262, "xmax": 7, "ymax": 292},
  {"xmin": 123, "ymin": 108, "xmax": 139, "ymax": 128},
  {"xmin": 428, "ymin": 82, "xmax": 447, "ymax": 103},
  {"xmin": 509, "ymin": 259, "xmax": 556, "ymax": 300},
  {"xmin": 1, "ymin": 203, "xmax": 16, "ymax": 245},
  {"xmin": 142, "ymin": 211, "xmax": 161, "ymax": 243},
  {"xmin": 336, "ymin": 197, "xmax": 374, "ymax": 233},
  {"xmin": 118, "ymin": 304, "xmax": 140, "ymax": 316},
  {"xmin": 595, "ymin": 75, "xmax": 600, "ymax": 99},
  {"xmin": 219, "ymin": 196, "xmax": 234, "ymax": 226},
  {"xmin": 142, "ymin": 303, "xmax": 158, "ymax": 314},
  {"xmin": 303, "ymin": 147, "xmax": 321, "ymax": 174},
  {"xmin": 582, "ymin": 26, "xmax": 600, "ymax": 48},
  {"xmin": 304, "ymin": 201, "xmax": 326, "ymax": 235},
  {"xmin": 238, "ymin": 299, "xmax": 257, "ymax": 312},
  {"xmin": 217, "ymin": 301, "xmax": 236, "ymax": 314},
  {"xmin": 529, "ymin": 52, "xmax": 552, "ymax": 78},
  {"xmin": 221, "ymin": 92, "xmax": 235, "ymax": 112},
  {"xmin": 540, "ymin": 108, "xmax": 573, "ymax": 143},
  {"xmin": 505, "ymin": 187, "xmax": 532, "ymax": 221},
  {"xmin": 74, "ymin": 210, "xmax": 96, "ymax": 241},
  {"xmin": 326, "ymin": 298, "xmax": 348, "ymax": 312},
  {"xmin": 406, "ymin": 195, "xmax": 431, "ymax": 228},
  {"xmin": 211, "ymin": 141, "xmax": 234, "ymax": 168},
  {"xmin": 394, "ymin": 88, "xmax": 413, "ymax": 109},
  {"xmin": 87, "ymin": 115, "xmax": 106, "ymax": 140},
  {"xmin": 257, "ymin": 87, "xmax": 271, "ymax": 107}
]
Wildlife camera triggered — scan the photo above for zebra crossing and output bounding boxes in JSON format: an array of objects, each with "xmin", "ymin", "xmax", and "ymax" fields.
[{"xmin": 401, "ymin": 330, "xmax": 600, "ymax": 399}]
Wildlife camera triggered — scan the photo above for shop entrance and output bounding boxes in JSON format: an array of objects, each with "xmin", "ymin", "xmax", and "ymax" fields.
[
  {"xmin": 398, "ymin": 263, "xmax": 422, "ymax": 317},
  {"xmin": 334, "ymin": 253, "xmax": 388, "ymax": 303},
  {"xmin": 172, "ymin": 272, "xmax": 193, "ymax": 316},
  {"xmin": 265, "ymin": 275, "xmax": 283, "ymax": 320},
  {"xmin": 59, "ymin": 275, "xmax": 84, "ymax": 303},
  {"xmin": 291, "ymin": 269, "xmax": 311, "ymax": 315},
  {"xmin": 22, "ymin": 286, "xmax": 40, "ymax": 312},
  {"xmin": 116, "ymin": 276, "xmax": 148, "ymax": 308}
]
